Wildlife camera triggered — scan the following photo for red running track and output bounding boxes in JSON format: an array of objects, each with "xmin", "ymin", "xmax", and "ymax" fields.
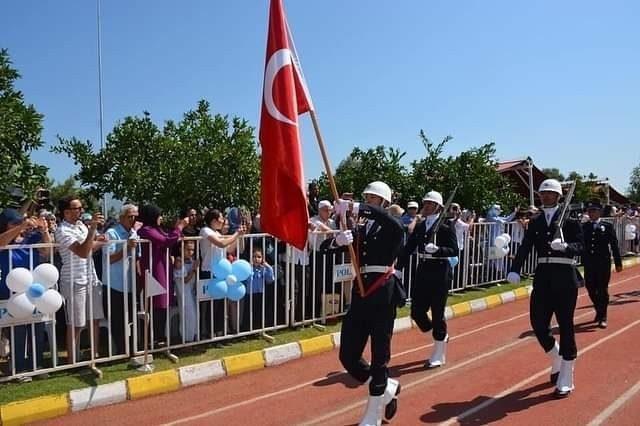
[{"xmin": 36, "ymin": 266, "xmax": 640, "ymax": 426}]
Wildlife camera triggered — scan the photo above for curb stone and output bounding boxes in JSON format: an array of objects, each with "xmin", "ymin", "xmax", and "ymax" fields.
[{"xmin": 4, "ymin": 256, "xmax": 639, "ymax": 424}]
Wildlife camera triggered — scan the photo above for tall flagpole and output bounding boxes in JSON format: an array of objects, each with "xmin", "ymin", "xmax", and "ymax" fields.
[{"xmin": 96, "ymin": 0, "xmax": 108, "ymax": 215}]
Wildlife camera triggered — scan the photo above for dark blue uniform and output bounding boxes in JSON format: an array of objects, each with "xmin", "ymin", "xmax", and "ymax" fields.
[
  {"xmin": 509, "ymin": 209, "xmax": 584, "ymax": 360},
  {"xmin": 399, "ymin": 219, "xmax": 458, "ymax": 341},
  {"xmin": 321, "ymin": 203, "xmax": 405, "ymax": 396},
  {"xmin": 582, "ymin": 220, "xmax": 622, "ymax": 323}
]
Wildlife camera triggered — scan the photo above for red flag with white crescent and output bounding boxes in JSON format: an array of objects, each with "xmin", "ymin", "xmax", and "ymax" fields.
[{"xmin": 259, "ymin": 0, "xmax": 313, "ymax": 250}]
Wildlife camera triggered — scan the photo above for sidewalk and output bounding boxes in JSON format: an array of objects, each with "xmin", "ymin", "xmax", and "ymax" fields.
[{"xmin": 2, "ymin": 257, "xmax": 639, "ymax": 426}]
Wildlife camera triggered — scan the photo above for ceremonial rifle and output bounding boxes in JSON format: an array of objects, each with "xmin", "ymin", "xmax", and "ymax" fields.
[
  {"xmin": 553, "ymin": 180, "xmax": 577, "ymax": 241},
  {"xmin": 428, "ymin": 184, "xmax": 460, "ymax": 244}
]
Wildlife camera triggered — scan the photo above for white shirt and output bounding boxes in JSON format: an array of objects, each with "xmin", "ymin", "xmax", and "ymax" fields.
[
  {"xmin": 309, "ymin": 216, "xmax": 336, "ymax": 251},
  {"xmin": 199, "ymin": 226, "xmax": 225, "ymax": 272},
  {"xmin": 542, "ymin": 206, "xmax": 559, "ymax": 227},
  {"xmin": 55, "ymin": 220, "xmax": 99, "ymax": 286},
  {"xmin": 453, "ymin": 219, "xmax": 470, "ymax": 250}
]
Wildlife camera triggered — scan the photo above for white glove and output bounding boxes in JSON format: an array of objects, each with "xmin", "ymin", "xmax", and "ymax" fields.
[
  {"xmin": 333, "ymin": 199, "xmax": 350, "ymax": 217},
  {"xmin": 506, "ymin": 272, "xmax": 520, "ymax": 284},
  {"xmin": 550, "ymin": 238, "xmax": 568, "ymax": 252},
  {"xmin": 425, "ymin": 243, "xmax": 439, "ymax": 254},
  {"xmin": 335, "ymin": 230, "xmax": 353, "ymax": 247}
]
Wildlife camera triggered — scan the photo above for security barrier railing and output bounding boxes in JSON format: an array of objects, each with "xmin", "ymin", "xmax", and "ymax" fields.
[{"xmin": 0, "ymin": 217, "xmax": 633, "ymax": 382}]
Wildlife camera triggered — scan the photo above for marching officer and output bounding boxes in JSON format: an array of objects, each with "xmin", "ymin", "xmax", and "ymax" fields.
[
  {"xmin": 322, "ymin": 181, "xmax": 406, "ymax": 426},
  {"xmin": 399, "ymin": 191, "xmax": 458, "ymax": 368},
  {"xmin": 507, "ymin": 178, "xmax": 584, "ymax": 398},
  {"xmin": 582, "ymin": 200, "xmax": 623, "ymax": 328}
]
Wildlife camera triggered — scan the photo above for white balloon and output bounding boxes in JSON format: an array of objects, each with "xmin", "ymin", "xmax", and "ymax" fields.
[
  {"xmin": 7, "ymin": 293, "xmax": 35, "ymax": 319},
  {"xmin": 6, "ymin": 267, "xmax": 33, "ymax": 293},
  {"xmin": 494, "ymin": 236, "xmax": 508, "ymax": 249},
  {"xmin": 225, "ymin": 274, "xmax": 238, "ymax": 285},
  {"xmin": 32, "ymin": 263, "xmax": 59, "ymax": 288},
  {"xmin": 625, "ymin": 224, "xmax": 636, "ymax": 233},
  {"xmin": 501, "ymin": 233, "xmax": 512, "ymax": 244},
  {"xmin": 625, "ymin": 232, "xmax": 636, "ymax": 241},
  {"xmin": 34, "ymin": 290, "xmax": 63, "ymax": 315},
  {"xmin": 501, "ymin": 246, "xmax": 510, "ymax": 257}
]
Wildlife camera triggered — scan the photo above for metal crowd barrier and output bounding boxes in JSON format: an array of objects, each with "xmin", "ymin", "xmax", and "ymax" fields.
[{"xmin": 0, "ymin": 217, "xmax": 633, "ymax": 382}]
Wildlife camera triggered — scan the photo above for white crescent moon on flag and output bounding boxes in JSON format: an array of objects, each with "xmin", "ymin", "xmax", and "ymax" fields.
[{"xmin": 264, "ymin": 48, "xmax": 297, "ymax": 126}]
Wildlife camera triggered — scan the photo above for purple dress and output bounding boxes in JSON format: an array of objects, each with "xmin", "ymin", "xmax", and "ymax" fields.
[{"xmin": 138, "ymin": 225, "xmax": 182, "ymax": 309}]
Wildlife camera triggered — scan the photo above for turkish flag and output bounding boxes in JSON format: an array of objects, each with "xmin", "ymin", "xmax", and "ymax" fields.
[{"xmin": 259, "ymin": 0, "xmax": 313, "ymax": 250}]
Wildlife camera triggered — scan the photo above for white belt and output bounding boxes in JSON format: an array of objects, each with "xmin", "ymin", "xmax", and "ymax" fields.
[
  {"xmin": 360, "ymin": 265, "xmax": 392, "ymax": 274},
  {"xmin": 417, "ymin": 253, "xmax": 437, "ymax": 260},
  {"xmin": 537, "ymin": 257, "xmax": 576, "ymax": 265}
]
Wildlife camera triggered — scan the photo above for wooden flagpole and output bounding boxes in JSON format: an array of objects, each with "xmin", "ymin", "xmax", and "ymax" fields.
[{"xmin": 308, "ymin": 110, "xmax": 366, "ymax": 297}]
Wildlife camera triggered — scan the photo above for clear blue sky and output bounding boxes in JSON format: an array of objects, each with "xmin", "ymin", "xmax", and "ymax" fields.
[{"xmin": 2, "ymin": 0, "xmax": 639, "ymax": 194}]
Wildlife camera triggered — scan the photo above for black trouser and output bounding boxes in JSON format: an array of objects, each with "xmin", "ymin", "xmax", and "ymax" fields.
[
  {"xmin": 583, "ymin": 258, "xmax": 612, "ymax": 321},
  {"xmin": 411, "ymin": 262, "xmax": 450, "ymax": 341},
  {"xmin": 530, "ymin": 265, "xmax": 578, "ymax": 360},
  {"xmin": 339, "ymin": 284, "xmax": 397, "ymax": 396},
  {"xmin": 102, "ymin": 287, "xmax": 132, "ymax": 354}
]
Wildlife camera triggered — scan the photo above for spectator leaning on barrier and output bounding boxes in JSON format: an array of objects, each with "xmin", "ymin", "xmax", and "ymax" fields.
[
  {"xmin": 138, "ymin": 204, "xmax": 187, "ymax": 345},
  {"xmin": 449, "ymin": 202, "xmax": 474, "ymax": 288},
  {"xmin": 173, "ymin": 241, "xmax": 199, "ymax": 343},
  {"xmin": 309, "ymin": 200, "xmax": 337, "ymax": 317},
  {"xmin": 55, "ymin": 196, "xmax": 106, "ymax": 363},
  {"xmin": 101, "ymin": 204, "xmax": 139, "ymax": 354},
  {"xmin": 0, "ymin": 209, "xmax": 51, "ymax": 378}
]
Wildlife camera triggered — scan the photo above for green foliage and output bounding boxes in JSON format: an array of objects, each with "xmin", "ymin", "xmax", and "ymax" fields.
[
  {"xmin": 317, "ymin": 145, "xmax": 409, "ymax": 202},
  {"xmin": 627, "ymin": 164, "xmax": 640, "ymax": 202},
  {"xmin": 318, "ymin": 131, "xmax": 524, "ymax": 214},
  {"xmin": 541, "ymin": 168, "xmax": 565, "ymax": 182},
  {"xmin": 0, "ymin": 48, "xmax": 48, "ymax": 206},
  {"xmin": 52, "ymin": 100, "xmax": 260, "ymax": 215},
  {"xmin": 48, "ymin": 176, "xmax": 100, "ymax": 213}
]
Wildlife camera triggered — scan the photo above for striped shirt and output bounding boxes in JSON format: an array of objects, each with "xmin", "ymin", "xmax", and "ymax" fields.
[{"xmin": 55, "ymin": 220, "xmax": 99, "ymax": 286}]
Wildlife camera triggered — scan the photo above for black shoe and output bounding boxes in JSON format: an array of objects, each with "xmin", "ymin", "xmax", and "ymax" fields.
[
  {"xmin": 598, "ymin": 320, "xmax": 607, "ymax": 329},
  {"xmin": 384, "ymin": 383, "xmax": 401, "ymax": 420},
  {"xmin": 550, "ymin": 372, "xmax": 559, "ymax": 385}
]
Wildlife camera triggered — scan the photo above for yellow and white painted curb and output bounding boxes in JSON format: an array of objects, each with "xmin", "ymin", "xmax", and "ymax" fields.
[{"xmin": 2, "ymin": 257, "xmax": 638, "ymax": 425}]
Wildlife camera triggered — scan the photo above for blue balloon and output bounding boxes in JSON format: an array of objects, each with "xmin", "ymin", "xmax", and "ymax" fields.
[
  {"xmin": 448, "ymin": 257, "xmax": 459, "ymax": 268},
  {"xmin": 227, "ymin": 283, "xmax": 246, "ymax": 301},
  {"xmin": 206, "ymin": 280, "xmax": 228, "ymax": 300},
  {"xmin": 231, "ymin": 259, "xmax": 252, "ymax": 282},
  {"xmin": 212, "ymin": 258, "xmax": 232, "ymax": 279},
  {"xmin": 27, "ymin": 283, "xmax": 46, "ymax": 299}
]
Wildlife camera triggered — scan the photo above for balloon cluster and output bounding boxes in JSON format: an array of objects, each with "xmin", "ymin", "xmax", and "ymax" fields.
[
  {"xmin": 5, "ymin": 264, "xmax": 63, "ymax": 319},
  {"xmin": 206, "ymin": 258, "xmax": 253, "ymax": 301},
  {"xmin": 489, "ymin": 233, "xmax": 511, "ymax": 260},
  {"xmin": 625, "ymin": 224, "xmax": 637, "ymax": 241}
]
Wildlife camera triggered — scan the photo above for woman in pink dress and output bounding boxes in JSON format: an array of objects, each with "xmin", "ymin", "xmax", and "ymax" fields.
[{"xmin": 138, "ymin": 204, "xmax": 187, "ymax": 345}]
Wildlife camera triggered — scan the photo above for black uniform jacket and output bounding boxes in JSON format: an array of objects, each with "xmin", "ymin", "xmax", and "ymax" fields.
[
  {"xmin": 510, "ymin": 208, "xmax": 584, "ymax": 286},
  {"xmin": 321, "ymin": 203, "xmax": 405, "ymax": 306},
  {"xmin": 398, "ymin": 218, "xmax": 459, "ymax": 281},
  {"xmin": 582, "ymin": 220, "xmax": 622, "ymax": 268}
]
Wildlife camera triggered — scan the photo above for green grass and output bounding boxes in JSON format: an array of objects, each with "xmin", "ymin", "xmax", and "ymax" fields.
[{"xmin": 0, "ymin": 278, "xmax": 531, "ymax": 406}]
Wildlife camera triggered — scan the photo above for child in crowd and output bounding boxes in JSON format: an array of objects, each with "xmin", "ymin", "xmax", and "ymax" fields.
[
  {"xmin": 173, "ymin": 241, "xmax": 199, "ymax": 343},
  {"xmin": 246, "ymin": 248, "xmax": 274, "ymax": 330}
]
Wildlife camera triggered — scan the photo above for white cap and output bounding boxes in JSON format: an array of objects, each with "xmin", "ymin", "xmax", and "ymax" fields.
[
  {"xmin": 363, "ymin": 181, "xmax": 392, "ymax": 203},
  {"xmin": 538, "ymin": 178, "xmax": 562, "ymax": 195},
  {"xmin": 422, "ymin": 191, "xmax": 443, "ymax": 207},
  {"xmin": 407, "ymin": 201, "xmax": 419, "ymax": 209},
  {"xmin": 318, "ymin": 200, "xmax": 332, "ymax": 210}
]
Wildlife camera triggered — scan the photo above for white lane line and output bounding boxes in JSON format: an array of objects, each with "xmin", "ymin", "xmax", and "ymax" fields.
[
  {"xmin": 164, "ymin": 273, "xmax": 640, "ymax": 426},
  {"xmin": 586, "ymin": 379, "xmax": 640, "ymax": 426},
  {"xmin": 439, "ymin": 318, "xmax": 640, "ymax": 426}
]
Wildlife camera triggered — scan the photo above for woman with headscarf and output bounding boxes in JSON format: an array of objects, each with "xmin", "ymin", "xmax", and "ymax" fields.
[{"xmin": 137, "ymin": 205, "xmax": 187, "ymax": 345}]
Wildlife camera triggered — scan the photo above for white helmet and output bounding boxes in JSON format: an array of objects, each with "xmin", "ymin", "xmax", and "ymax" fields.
[
  {"xmin": 538, "ymin": 178, "xmax": 562, "ymax": 195},
  {"xmin": 422, "ymin": 190, "xmax": 443, "ymax": 207},
  {"xmin": 362, "ymin": 181, "xmax": 392, "ymax": 203}
]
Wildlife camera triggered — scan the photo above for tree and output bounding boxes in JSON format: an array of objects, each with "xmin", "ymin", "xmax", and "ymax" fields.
[
  {"xmin": 52, "ymin": 100, "xmax": 260, "ymax": 215},
  {"xmin": 317, "ymin": 145, "xmax": 409, "ymax": 203},
  {"xmin": 49, "ymin": 176, "xmax": 100, "ymax": 213},
  {"xmin": 542, "ymin": 168, "xmax": 565, "ymax": 182},
  {"xmin": 0, "ymin": 48, "xmax": 48, "ymax": 207},
  {"xmin": 628, "ymin": 164, "xmax": 640, "ymax": 202}
]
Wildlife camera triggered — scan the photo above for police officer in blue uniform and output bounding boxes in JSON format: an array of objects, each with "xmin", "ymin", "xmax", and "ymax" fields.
[
  {"xmin": 322, "ymin": 181, "xmax": 405, "ymax": 426},
  {"xmin": 399, "ymin": 190, "xmax": 458, "ymax": 368},
  {"xmin": 582, "ymin": 200, "xmax": 622, "ymax": 329},
  {"xmin": 507, "ymin": 178, "xmax": 584, "ymax": 398}
]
